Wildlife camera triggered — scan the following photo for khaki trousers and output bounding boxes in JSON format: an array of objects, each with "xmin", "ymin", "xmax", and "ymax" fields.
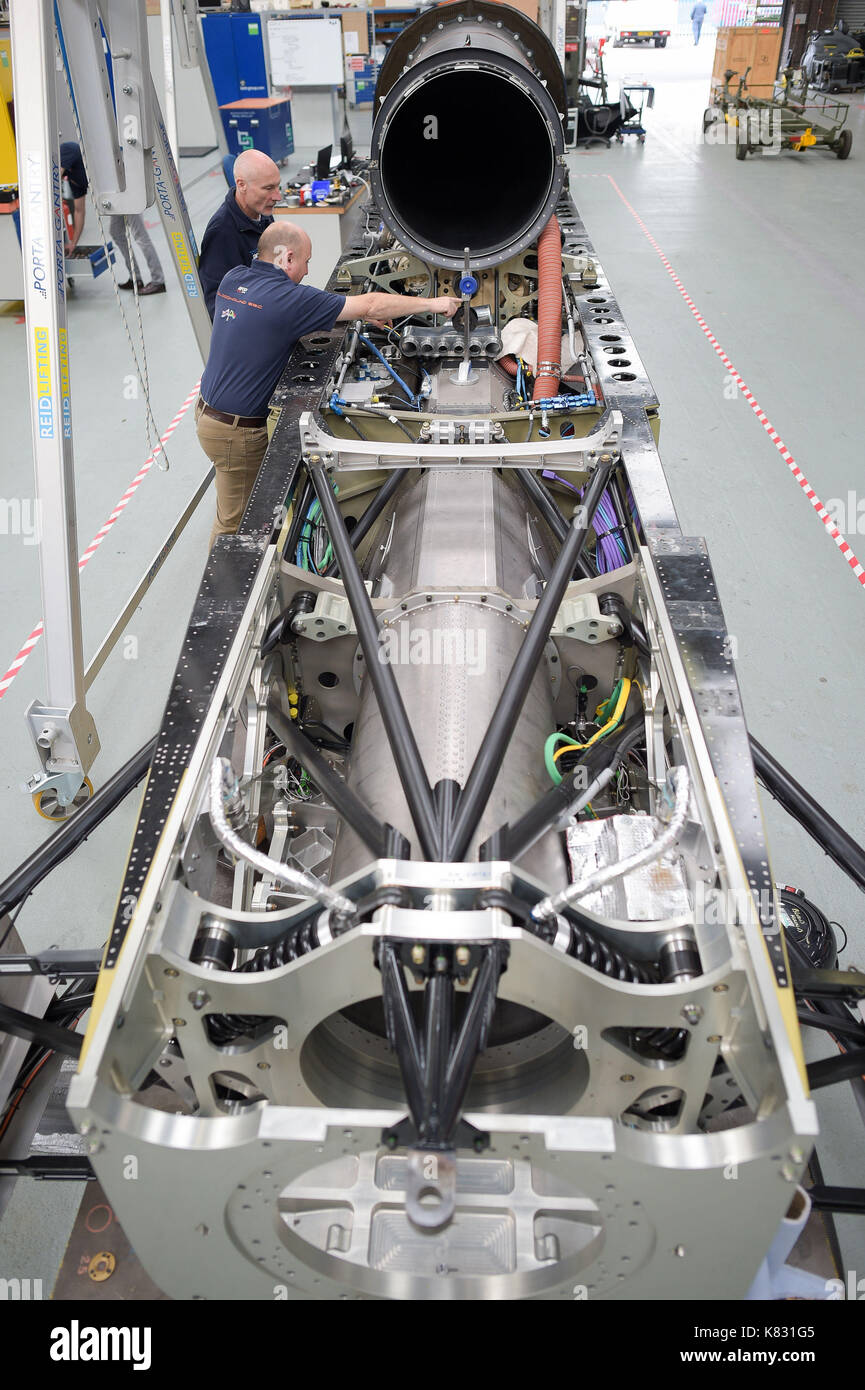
[{"xmin": 195, "ymin": 399, "xmax": 269, "ymax": 548}]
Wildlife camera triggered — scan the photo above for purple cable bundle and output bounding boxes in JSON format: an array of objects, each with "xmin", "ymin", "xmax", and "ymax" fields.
[{"xmin": 542, "ymin": 470, "xmax": 631, "ymax": 574}]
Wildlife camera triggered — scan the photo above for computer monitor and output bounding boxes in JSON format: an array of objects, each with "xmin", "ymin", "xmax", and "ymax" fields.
[{"xmin": 315, "ymin": 145, "xmax": 333, "ymax": 180}]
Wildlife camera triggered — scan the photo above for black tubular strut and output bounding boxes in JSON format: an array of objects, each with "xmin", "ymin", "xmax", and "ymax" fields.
[
  {"xmin": 380, "ymin": 941, "xmax": 506, "ymax": 1149},
  {"xmin": 267, "ymin": 704, "xmax": 408, "ymax": 859},
  {"xmin": 0, "ymin": 999, "xmax": 83, "ymax": 1058},
  {"xmin": 750, "ymin": 736, "xmax": 865, "ymax": 896},
  {"xmin": 380, "ymin": 942, "xmax": 426, "ymax": 1122},
  {"xmin": 793, "ymin": 967, "xmax": 865, "ymax": 1001},
  {"xmin": 440, "ymin": 946, "xmax": 504, "ymax": 1137},
  {"xmin": 447, "ymin": 456, "xmax": 617, "ymax": 861},
  {"xmin": 323, "ymin": 468, "xmax": 410, "ymax": 578},
  {"xmin": 421, "ymin": 972, "xmax": 455, "ymax": 1146},
  {"xmin": 807, "ymin": 1047, "xmax": 865, "ymax": 1092},
  {"xmin": 786, "ymin": 938, "xmax": 865, "ymax": 1119},
  {"xmin": 434, "ymin": 779, "xmax": 461, "ymax": 861},
  {"xmin": 515, "ymin": 470, "xmax": 593, "ymax": 580},
  {"xmin": 309, "ymin": 463, "xmax": 441, "ymax": 861},
  {"xmin": 797, "ymin": 1009, "xmax": 865, "ymax": 1042},
  {"xmin": 0, "ymin": 735, "xmax": 156, "ymax": 920},
  {"xmin": 808, "ymin": 1185, "xmax": 865, "ymax": 1216},
  {"xmin": 0, "ymin": 1156, "xmax": 95, "ymax": 1181},
  {"xmin": 0, "ymin": 949, "xmax": 103, "ymax": 979}
]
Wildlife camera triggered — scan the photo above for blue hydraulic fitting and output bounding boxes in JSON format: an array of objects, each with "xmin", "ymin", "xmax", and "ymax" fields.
[{"xmin": 458, "ymin": 274, "xmax": 478, "ymax": 297}]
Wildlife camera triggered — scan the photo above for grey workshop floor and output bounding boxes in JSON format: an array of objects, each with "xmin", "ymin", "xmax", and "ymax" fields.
[{"xmin": 1, "ymin": 34, "xmax": 864, "ymax": 1293}]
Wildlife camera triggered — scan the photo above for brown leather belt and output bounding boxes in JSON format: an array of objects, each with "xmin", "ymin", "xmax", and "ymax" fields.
[{"xmin": 198, "ymin": 397, "xmax": 266, "ymax": 429}]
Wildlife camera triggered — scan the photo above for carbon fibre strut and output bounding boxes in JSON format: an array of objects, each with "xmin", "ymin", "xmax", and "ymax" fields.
[{"xmin": 378, "ymin": 939, "xmax": 508, "ymax": 1229}]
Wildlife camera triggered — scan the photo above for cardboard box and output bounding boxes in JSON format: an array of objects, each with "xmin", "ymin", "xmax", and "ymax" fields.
[
  {"xmin": 486, "ymin": 0, "xmax": 539, "ymax": 22},
  {"xmin": 341, "ymin": 9, "xmax": 370, "ymax": 56},
  {"xmin": 711, "ymin": 26, "xmax": 783, "ymax": 101}
]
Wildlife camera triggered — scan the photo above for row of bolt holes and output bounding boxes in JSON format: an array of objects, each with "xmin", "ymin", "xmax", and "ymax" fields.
[
  {"xmin": 586, "ymin": 299, "xmax": 637, "ymax": 381},
  {"xmin": 292, "ymin": 341, "xmax": 328, "ymax": 386}
]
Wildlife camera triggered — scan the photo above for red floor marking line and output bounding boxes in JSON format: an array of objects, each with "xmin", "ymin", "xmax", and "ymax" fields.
[
  {"xmin": 602, "ymin": 174, "xmax": 865, "ymax": 588},
  {"xmin": 0, "ymin": 379, "xmax": 202, "ymax": 702}
]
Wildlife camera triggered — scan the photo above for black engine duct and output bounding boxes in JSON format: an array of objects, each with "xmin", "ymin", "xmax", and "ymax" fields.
[{"xmin": 370, "ymin": 0, "xmax": 567, "ymax": 270}]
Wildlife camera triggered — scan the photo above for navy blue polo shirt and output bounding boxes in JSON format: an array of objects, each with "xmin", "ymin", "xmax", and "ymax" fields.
[
  {"xmin": 59, "ymin": 141, "xmax": 87, "ymax": 198},
  {"xmin": 200, "ymin": 261, "xmax": 345, "ymax": 419},
  {"xmin": 199, "ymin": 189, "xmax": 274, "ymax": 319}
]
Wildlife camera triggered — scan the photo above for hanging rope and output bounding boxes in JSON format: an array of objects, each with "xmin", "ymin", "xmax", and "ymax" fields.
[{"xmin": 57, "ymin": 33, "xmax": 170, "ymax": 471}]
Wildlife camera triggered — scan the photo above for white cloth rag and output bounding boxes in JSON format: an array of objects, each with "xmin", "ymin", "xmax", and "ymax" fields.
[{"xmin": 498, "ymin": 318, "xmax": 582, "ymax": 373}]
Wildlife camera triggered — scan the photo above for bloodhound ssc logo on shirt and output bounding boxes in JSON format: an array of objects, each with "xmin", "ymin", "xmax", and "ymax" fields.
[
  {"xmin": 217, "ymin": 291, "xmax": 264, "ymax": 311},
  {"xmin": 221, "ymin": 308, "xmax": 236, "ymax": 321},
  {"xmin": 237, "ymin": 286, "xmax": 249, "ymax": 294}
]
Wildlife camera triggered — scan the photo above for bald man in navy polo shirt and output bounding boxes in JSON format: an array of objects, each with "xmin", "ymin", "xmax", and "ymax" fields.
[{"xmin": 196, "ymin": 221, "xmax": 460, "ymax": 547}]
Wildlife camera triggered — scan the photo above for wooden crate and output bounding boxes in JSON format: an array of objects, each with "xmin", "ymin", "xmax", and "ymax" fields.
[{"xmin": 710, "ymin": 26, "xmax": 783, "ymax": 101}]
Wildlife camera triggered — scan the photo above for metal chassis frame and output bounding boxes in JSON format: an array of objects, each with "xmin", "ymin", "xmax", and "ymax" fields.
[{"xmin": 54, "ymin": 181, "xmax": 830, "ymax": 1298}]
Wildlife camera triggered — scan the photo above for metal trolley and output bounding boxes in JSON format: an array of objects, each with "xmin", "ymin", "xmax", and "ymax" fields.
[
  {"xmin": 615, "ymin": 84, "xmax": 655, "ymax": 143},
  {"xmin": 64, "ymin": 241, "xmax": 116, "ymax": 291},
  {"xmin": 704, "ymin": 67, "xmax": 853, "ymax": 161}
]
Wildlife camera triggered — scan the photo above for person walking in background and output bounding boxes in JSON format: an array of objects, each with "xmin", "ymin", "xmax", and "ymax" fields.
[
  {"xmin": 691, "ymin": 1, "xmax": 707, "ymax": 44},
  {"xmin": 108, "ymin": 213, "xmax": 166, "ymax": 295},
  {"xmin": 59, "ymin": 141, "xmax": 87, "ymax": 253}
]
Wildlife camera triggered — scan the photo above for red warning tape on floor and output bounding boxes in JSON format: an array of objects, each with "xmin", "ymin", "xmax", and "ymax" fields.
[
  {"xmin": 0, "ymin": 380, "xmax": 201, "ymax": 702},
  {"xmin": 599, "ymin": 174, "xmax": 865, "ymax": 588}
]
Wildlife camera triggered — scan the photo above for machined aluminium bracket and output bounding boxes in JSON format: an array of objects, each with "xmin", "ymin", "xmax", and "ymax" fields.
[{"xmin": 300, "ymin": 409, "xmax": 623, "ymax": 472}]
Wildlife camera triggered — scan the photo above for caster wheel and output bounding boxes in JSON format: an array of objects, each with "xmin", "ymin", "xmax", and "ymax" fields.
[
  {"xmin": 735, "ymin": 140, "xmax": 749, "ymax": 159},
  {"xmin": 615, "ymin": 132, "xmax": 623, "ymax": 142},
  {"xmin": 33, "ymin": 776, "xmax": 93, "ymax": 821},
  {"xmin": 835, "ymin": 128, "xmax": 852, "ymax": 158},
  {"xmin": 639, "ymin": 134, "xmax": 646, "ymax": 143}
]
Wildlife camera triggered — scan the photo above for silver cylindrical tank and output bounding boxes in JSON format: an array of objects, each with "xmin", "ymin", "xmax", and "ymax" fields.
[{"xmin": 331, "ymin": 469, "xmax": 566, "ymax": 885}]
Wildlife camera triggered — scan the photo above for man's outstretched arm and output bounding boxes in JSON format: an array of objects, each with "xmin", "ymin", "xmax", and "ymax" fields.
[{"xmin": 336, "ymin": 292, "xmax": 461, "ymax": 324}]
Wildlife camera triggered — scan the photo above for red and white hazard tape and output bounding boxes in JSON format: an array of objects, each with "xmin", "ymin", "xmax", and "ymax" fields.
[
  {"xmin": 593, "ymin": 175, "xmax": 865, "ymax": 588},
  {"xmin": 0, "ymin": 379, "xmax": 201, "ymax": 702}
]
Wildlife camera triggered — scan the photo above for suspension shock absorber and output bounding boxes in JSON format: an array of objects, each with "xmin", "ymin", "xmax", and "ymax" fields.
[
  {"xmin": 485, "ymin": 895, "xmax": 696, "ymax": 1058},
  {"xmin": 199, "ymin": 916, "xmax": 327, "ymax": 1046},
  {"xmin": 638, "ymin": 935, "xmax": 704, "ymax": 1059},
  {"xmin": 479, "ymin": 891, "xmax": 656, "ymax": 985}
]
